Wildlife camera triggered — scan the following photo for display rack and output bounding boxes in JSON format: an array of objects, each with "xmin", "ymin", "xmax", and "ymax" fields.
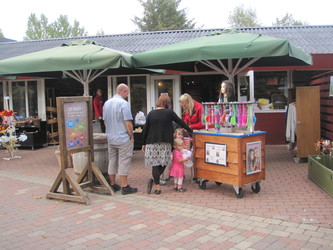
[
  {"xmin": 46, "ymin": 98, "xmax": 59, "ymax": 145},
  {"xmin": 202, "ymin": 101, "xmax": 257, "ymax": 133}
]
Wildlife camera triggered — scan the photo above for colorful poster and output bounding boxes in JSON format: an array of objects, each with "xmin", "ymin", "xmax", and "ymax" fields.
[
  {"xmin": 204, "ymin": 142, "xmax": 227, "ymax": 166},
  {"xmin": 64, "ymin": 102, "xmax": 88, "ymax": 149},
  {"xmin": 330, "ymin": 76, "xmax": 333, "ymax": 97},
  {"xmin": 246, "ymin": 141, "xmax": 262, "ymax": 175}
]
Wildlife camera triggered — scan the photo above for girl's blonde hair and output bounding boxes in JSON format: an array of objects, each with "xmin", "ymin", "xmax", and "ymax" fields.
[
  {"xmin": 174, "ymin": 138, "xmax": 184, "ymax": 148},
  {"xmin": 179, "ymin": 93, "xmax": 194, "ymax": 116},
  {"xmin": 173, "ymin": 128, "xmax": 183, "ymax": 139}
]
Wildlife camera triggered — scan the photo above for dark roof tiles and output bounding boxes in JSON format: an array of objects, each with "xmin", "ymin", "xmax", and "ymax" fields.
[{"xmin": 0, "ymin": 25, "xmax": 332, "ymax": 60}]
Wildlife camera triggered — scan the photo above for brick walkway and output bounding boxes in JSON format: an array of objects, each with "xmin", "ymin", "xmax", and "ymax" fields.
[{"xmin": 0, "ymin": 145, "xmax": 332, "ymax": 249}]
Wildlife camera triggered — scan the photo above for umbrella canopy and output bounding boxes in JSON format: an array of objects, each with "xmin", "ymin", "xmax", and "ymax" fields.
[
  {"xmin": 132, "ymin": 30, "xmax": 312, "ymax": 80},
  {"xmin": 0, "ymin": 39, "xmax": 133, "ymax": 95}
]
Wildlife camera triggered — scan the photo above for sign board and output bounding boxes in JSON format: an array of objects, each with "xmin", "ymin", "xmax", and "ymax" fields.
[
  {"xmin": 246, "ymin": 141, "xmax": 262, "ymax": 175},
  {"xmin": 46, "ymin": 96, "xmax": 113, "ymax": 205},
  {"xmin": 204, "ymin": 142, "xmax": 227, "ymax": 166},
  {"xmin": 64, "ymin": 101, "xmax": 89, "ymax": 149}
]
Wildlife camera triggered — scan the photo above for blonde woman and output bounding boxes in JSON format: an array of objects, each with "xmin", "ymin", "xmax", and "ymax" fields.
[{"xmin": 179, "ymin": 93, "xmax": 204, "ymax": 130}]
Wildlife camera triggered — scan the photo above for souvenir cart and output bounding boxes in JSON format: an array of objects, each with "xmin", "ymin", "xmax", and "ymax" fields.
[{"xmin": 193, "ymin": 102, "xmax": 266, "ymax": 198}]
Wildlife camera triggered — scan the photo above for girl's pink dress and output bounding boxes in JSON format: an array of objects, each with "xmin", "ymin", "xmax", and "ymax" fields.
[{"xmin": 170, "ymin": 149, "xmax": 184, "ymax": 178}]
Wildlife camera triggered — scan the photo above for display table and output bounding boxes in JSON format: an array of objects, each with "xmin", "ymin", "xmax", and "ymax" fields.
[
  {"xmin": 16, "ymin": 121, "xmax": 48, "ymax": 150},
  {"xmin": 133, "ymin": 124, "xmax": 144, "ymax": 150},
  {"xmin": 193, "ymin": 130, "xmax": 266, "ymax": 198}
]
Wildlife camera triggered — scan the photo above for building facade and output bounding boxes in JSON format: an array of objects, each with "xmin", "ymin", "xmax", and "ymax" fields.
[{"xmin": 1, "ymin": 25, "xmax": 333, "ymax": 144}]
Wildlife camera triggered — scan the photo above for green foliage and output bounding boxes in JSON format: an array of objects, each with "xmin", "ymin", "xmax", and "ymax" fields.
[
  {"xmin": 0, "ymin": 29, "xmax": 4, "ymax": 38},
  {"xmin": 273, "ymin": 13, "xmax": 308, "ymax": 26},
  {"xmin": 96, "ymin": 29, "xmax": 105, "ymax": 36},
  {"xmin": 24, "ymin": 13, "xmax": 87, "ymax": 40},
  {"xmin": 133, "ymin": 0, "xmax": 195, "ymax": 31},
  {"xmin": 228, "ymin": 5, "xmax": 261, "ymax": 28}
]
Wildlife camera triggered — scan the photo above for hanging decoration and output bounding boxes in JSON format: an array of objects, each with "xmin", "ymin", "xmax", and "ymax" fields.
[
  {"xmin": 202, "ymin": 101, "xmax": 257, "ymax": 133},
  {"xmin": 0, "ymin": 109, "xmax": 27, "ymax": 160}
]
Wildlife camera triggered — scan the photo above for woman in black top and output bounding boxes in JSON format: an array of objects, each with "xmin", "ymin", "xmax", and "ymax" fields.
[{"xmin": 142, "ymin": 94, "xmax": 193, "ymax": 194}]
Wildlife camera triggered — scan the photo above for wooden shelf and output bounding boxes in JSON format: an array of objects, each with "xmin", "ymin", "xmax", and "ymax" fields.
[{"xmin": 47, "ymin": 118, "xmax": 58, "ymax": 124}]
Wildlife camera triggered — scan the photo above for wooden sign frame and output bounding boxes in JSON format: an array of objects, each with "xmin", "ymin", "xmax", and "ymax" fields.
[{"xmin": 46, "ymin": 96, "xmax": 113, "ymax": 205}]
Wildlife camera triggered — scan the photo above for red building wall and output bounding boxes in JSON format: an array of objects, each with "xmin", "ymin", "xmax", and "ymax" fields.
[{"xmin": 309, "ymin": 71, "xmax": 333, "ymax": 140}]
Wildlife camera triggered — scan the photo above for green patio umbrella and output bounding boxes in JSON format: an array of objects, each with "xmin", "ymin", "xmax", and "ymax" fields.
[
  {"xmin": 132, "ymin": 30, "xmax": 312, "ymax": 80},
  {"xmin": 0, "ymin": 40, "xmax": 133, "ymax": 96}
]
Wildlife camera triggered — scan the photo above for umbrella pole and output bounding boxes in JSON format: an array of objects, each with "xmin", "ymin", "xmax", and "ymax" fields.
[{"xmin": 64, "ymin": 69, "xmax": 108, "ymax": 96}]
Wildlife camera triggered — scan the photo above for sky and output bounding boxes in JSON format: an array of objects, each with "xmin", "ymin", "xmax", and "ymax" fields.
[{"xmin": 1, "ymin": 0, "xmax": 332, "ymax": 41}]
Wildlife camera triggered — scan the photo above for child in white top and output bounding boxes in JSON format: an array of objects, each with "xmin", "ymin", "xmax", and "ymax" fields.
[{"xmin": 174, "ymin": 128, "xmax": 193, "ymax": 168}]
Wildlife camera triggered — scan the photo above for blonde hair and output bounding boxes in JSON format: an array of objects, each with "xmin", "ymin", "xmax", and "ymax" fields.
[
  {"xmin": 174, "ymin": 138, "xmax": 184, "ymax": 148},
  {"xmin": 173, "ymin": 128, "xmax": 184, "ymax": 139},
  {"xmin": 179, "ymin": 93, "xmax": 194, "ymax": 116}
]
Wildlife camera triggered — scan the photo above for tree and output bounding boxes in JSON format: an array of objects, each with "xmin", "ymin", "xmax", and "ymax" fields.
[
  {"xmin": 96, "ymin": 29, "xmax": 105, "ymax": 36},
  {"xmin": 228, "ymin": 5, "xmax": 261, "ymax": 28},
  {"xmin": 272, "ymin": 13, "xmax": 308, "ymax": 26},
  {"xmin": 0, "ymin": 29, "xmax": 4, "ymax": 38},
  {"xmin": 132, "ymin": 0, "xmax": 195, "ymax": 31},
  {"xmin": 24, "ymin": 13, "xmax": 87, "ymax": 40}
]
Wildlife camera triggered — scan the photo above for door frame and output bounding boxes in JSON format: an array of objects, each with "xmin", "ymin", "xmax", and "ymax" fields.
[
  {"xmin": 237, "ymin": 70, "xmax": 254, "ymax": 102},
  {"xmin": 149, "ymin": 75, "xmax": 181, "ymax": 115}
]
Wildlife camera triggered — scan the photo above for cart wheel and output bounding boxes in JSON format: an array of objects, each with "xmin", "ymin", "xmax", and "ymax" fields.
[
  {"xmin": 251, "ymin": 182, "xmax": 261, "ymax": 193},
  {"xmin": 199, "ymin": 180, "xmax": 207, "ymax": 190},
  {"xmin": 215, "ymin": 181, "xmax": 222, "ymax": 186},
  {"xmin": 235, "ymin": 188, "xmax": 244, "ymax": 198}
]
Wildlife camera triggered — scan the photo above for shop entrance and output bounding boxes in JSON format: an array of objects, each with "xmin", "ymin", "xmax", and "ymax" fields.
[
  {"xmin": 237, "ymin": 71, "xmax": 254, "ymax": 102},
  {"xmin": 151, "ymin": 75, "xmax": 180, "ymax": 114}
]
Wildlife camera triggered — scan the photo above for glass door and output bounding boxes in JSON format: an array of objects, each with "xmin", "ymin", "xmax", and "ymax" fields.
[
  {"xmin": 154, "ymin": 79, "xmax": 173, "ymax": 106},
  {"xmin": 237, "ymin": 71, "xmax": 254, "ymax": 101},
  {"xmin": 150, "ymin": 75, "xmax": 180, "ymax": 114}
]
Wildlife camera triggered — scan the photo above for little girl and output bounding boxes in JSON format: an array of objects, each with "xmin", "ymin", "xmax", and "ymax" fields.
[
  {"xmin": 163, "ymin": 128, "xmax": 188, "ymax": 181},
  {"xmin": 174, "ymin": 128, "xmax": 191, "ymax": 149},
  {"xmin": 174, "ymin": 128, "xmax": 193, "ymax": 169},
  {"xmin": 170, "ymin": 138, "xmax": 190, "ymax": 192}
]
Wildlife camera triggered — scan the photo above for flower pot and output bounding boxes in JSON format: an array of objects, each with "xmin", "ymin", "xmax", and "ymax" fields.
[{"xmin": 308, "ymin": 155, "xmax": 333, "ymax": 198}]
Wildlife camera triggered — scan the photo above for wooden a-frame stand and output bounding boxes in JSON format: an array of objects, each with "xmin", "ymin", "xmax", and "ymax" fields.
[{"xmin": 46, "ymin": 97, "xmax": 113, "ymax": 205}]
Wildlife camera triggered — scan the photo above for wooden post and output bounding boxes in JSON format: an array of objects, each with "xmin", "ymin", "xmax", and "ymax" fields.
[{"xmin": 46, "ymin": 96, "xmax": 113, "ymax": 205}]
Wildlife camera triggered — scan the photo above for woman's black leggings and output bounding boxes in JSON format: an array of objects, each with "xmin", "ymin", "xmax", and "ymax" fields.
[{"xmin": 152, "ymin": 165, "xmax": 166, "ymax": 185}]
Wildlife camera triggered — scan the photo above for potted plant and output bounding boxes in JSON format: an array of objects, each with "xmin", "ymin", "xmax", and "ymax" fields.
[
  {"xmin": 308, "ymin": 139, "xmax": 333, "ymax": 198},
  {"xmin": 0, "ymin": 109, "xmax": 27, "ymax": 160}
]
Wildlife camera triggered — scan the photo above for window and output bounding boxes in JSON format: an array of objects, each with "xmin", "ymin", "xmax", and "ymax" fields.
[
  {"xmin": 254, "ymin": 71, "xmax": 288, "ymax": 109},
  {"xmin": 154, "ymin": 79, "xmax": 173, "ymax": 106},
  {"xmin": 114, "ymin": 76, "xmax": 147, "ymax": 117},
  {"xmin": 130, "ymin": 76, "xmax": 147, "ymax": 117},
  {"xmin": 116, "ymin": 77, "xmax": 127, "ymax": 85},
  {"xmin": 28, "ymin": 81, "xmax": 38, "ymax": 117},
  {"xmin": 11, "ymin": 80, "xmax": 38, "ymax": 119},
  {"xmin": 12, "ymin": 81, "xmax": 26, "ymax": 119}
]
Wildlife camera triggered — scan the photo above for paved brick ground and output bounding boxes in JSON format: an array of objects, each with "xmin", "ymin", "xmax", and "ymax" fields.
[{"xmin": 0, "ymin": 144, "xmax": 332, "ymax": 249}]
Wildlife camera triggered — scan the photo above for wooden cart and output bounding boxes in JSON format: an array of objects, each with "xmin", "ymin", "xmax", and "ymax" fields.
[{"xmin": 193, "ymin": 130, "xmax": 266, "ymax": 198}]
